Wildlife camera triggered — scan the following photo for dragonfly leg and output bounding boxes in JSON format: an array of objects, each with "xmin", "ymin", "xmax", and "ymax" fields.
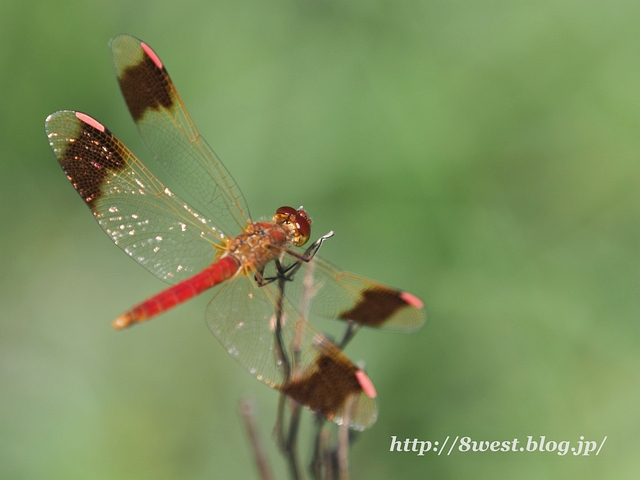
[
  {"xmin": 285, "ymin": 230, "xmax": 334, "ymax": 271},
  {"xmin": 254, "ymin": 230, "xmax": 335, "ymax": 287}
]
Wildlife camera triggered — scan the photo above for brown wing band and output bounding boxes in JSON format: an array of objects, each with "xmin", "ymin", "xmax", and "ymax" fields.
[
  {"xmin": 339, "ymin": 287, "xmax": 409, "ymax": 327},
  {"xmin": 118, "ymin": 52, "xmax": 173, "ymax": 122},
  {"xmin": 58, "ymin": 118, "xmax": 126, "ymax": 211},
  {"xmin": 280, "ymin": 353, "xmax": 362, "ymax": 420}
]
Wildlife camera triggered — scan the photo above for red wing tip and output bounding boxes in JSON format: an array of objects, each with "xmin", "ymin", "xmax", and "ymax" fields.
[
  {"xmin": 355, "ymin": 370, "xmax": 377, "ymax": 399},
  {"xmin": 75, "ymin": 112, "xmax": 105, "ymax": 132},
  {"xmin": 400, "ymin": 291, "xmax": 424, "ymax": 309},
  {"xmin": 141, "ymin": 41, "xmax": 163, "ymax": 70}
]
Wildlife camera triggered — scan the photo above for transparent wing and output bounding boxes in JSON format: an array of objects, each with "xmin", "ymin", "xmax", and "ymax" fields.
[
  {"xmin": 205, "ymin": 274, "xmax": 377, "ymax": 430},
  {"xmin": 276, "ymin": 255, "xmax": 427, "ymax": 331},
  {"xmin": 110, "ymin": 34, "xmax": 251, "ymax": 237},
  {"xmin": 45, "ymin": 110, "xmax": 223, "ymax": 284}
]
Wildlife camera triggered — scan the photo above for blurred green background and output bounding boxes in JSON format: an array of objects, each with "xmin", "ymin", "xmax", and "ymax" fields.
[{"xmin": 2, "ymin": 0, "xmax": 639, "ymax": 478}]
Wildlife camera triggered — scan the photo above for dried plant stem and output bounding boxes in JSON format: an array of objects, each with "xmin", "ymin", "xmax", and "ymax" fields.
[
  {"xmin": 337, "ymin": 395, "xmax": 356, "ymax": 480},
  {"xmin": 251, "ymin": 230, "xmax": 365, "ymax": 480},
  {"xmin": 239, "ymin": 398, "xmax": 274, "ymax": 480},
  {"xmin": 275, "ymin": 394, "xmax": 305, "ymax": 479}
]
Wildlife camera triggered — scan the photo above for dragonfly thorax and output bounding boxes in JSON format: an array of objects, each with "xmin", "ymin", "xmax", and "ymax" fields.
[
  {"xmin": 225, "ymin": 221, "xmax": 292, "ymax": 272},
  {"xmin": 224, "ymin": 206, "xmax": 311, "ymax": 273}
]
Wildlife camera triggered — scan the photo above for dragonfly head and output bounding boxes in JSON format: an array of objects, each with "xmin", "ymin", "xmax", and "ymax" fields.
[{"xmin": 274, "ymin": 206, "xmax": 312, "ymax": 247}]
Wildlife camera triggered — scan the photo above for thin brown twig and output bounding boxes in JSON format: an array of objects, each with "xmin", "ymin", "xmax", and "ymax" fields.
[
  {"xmin": 273, "ymin": 230, "xmax": 366, "ymax": 480},
  {"xmin": 284, "ymin": 399, "xmax": 303, "ymax": 480},
  {"xmin": 239, "ymin": 398, "xmax": 275, "ymax": 480},
  {"xmin": 337, "ymin": 395, "xmax": 356, "ymax": 480},
  {"xmin": 321, "ymin": 428, "xmax": 334, "ymax": 480}
]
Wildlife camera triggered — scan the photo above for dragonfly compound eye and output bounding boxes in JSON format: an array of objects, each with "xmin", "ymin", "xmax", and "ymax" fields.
[
  {"xmin": 275, "ymin": 206, "xmax": 311, "ymax": 246},
  {"xmin": 294, "ymin": 207, "xmax": 311, "ymax": 246}
]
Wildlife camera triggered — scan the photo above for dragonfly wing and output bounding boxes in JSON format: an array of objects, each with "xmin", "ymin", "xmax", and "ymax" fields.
[
  {"xmin": 205, "ymin": 275, "xmax": 378, "ymax": 430},
  {"xmin": 206, "ymin": 276, "xmax": 282, "ymax": 388},
  {"xmin": 46, "ymin": 110, "xmax": 223, "ymax": 284},
  {"xmin": 281, "ymin": 255, "xmax": 427, "ymax": 332},
  {"xmin": 110, "ymin": 35, "xmax": 251, "ymax": 237}
]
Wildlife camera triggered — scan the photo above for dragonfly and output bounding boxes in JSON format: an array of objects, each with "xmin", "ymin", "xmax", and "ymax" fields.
[{"xmin": 45, "ymin": 35, "xmax": 426, "ymax": 430}]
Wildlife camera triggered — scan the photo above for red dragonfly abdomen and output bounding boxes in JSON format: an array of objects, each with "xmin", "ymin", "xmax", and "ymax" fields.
[{"xmin": 112, "ymin": 255, "xmax": 240, "ymax": 329}]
